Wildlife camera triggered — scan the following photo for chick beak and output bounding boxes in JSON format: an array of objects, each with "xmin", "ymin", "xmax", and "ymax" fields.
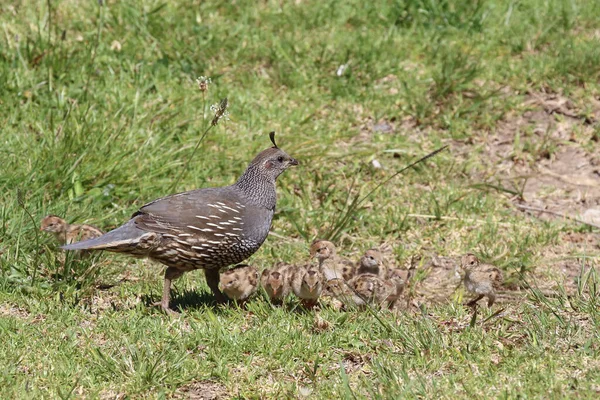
[{"xmin": 289, "ymin": 158, "xmax": 299, "ymax": 166}]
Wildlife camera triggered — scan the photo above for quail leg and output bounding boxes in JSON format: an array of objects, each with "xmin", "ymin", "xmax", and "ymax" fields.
[
  {"xmin": 205, "ymin": 268, "xmax": 227, "ymax": 303},
  {"xmin": 153, "ymin": 267, "xmax": 183, "ymax": 315},
  {"xmin": 466, "ymin": 294, "xmax": 484, "ymax": 308},
  {"xmin": 487, "ymin": 293, "xmax": 496, "ymax": 307}
]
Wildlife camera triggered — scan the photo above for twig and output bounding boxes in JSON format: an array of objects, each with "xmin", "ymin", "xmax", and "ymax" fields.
[
  {"xmin": 515, "ymin": 204, "xmax": 600, "ymax": 230},
  {"xmin": 406, "ymin": 213, "xmax": 513, "ymax": 227}
]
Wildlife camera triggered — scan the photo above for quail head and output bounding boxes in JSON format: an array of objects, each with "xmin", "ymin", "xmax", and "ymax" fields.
[
  {"xmin": 459, "ymin": 253, "xmax": 503, "ymax": 307},
  {"xmin": 61, "ymin": 133, "xmax": 298, "ymax": 314},
  {"xmin": 357, "ymin": 249, "xmax": 387, "ymax": 278},
  {"xmin": 292, "ymin": 264, "xmax": 324, "ymax": 308},
  {"xmin": 261, "ymin": 263, "xmax": 291, "ymax": 304},
  {"xmin": 220, "ymin": 264, "xmax": 259, "ymax": 303},
  {"xmin": 310, "ymin": 239, "xmax": 355, "ymax": 281}
]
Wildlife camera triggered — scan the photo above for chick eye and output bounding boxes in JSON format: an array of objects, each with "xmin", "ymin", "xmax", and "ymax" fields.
[{"xmin": 277, "ymin": 156, "xmax": 284, "ymax": 162}]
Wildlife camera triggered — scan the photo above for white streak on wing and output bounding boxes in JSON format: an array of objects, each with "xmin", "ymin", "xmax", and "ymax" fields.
[
  {"xmin": 225, "ymin": 232, "xmax": 239, "ymax": 237},
  {"xmin": 178, "ymin": 233, "xmax": 192, "ymax": 237},
  {"xmin": 196, "ymin": 215, "xmax": 210, "ymax": 220},
  {"xmin": 208, "ymin": 215, "xmax": 221, "ymax": 219},
  {"xmin": 214, "ymin": 233, "xmax": 225, "ymax": 237},
  {"xmin": 207, "ymin": 240, "xmax": 221, "ymax": 245},
  {"xmin": 187, "ymin": 225, "xmax": 204, "ymax": 231},
  {"xmin": 232, "ymin": 228, "xmax": 243, "ymax": 231},
  {"xmin": 222, "ymin": 206, "xmax": 240, "ymax": 213},
  {"xmin": 200, "ymin": 228, "xmax": 213, "ymax": 232}
]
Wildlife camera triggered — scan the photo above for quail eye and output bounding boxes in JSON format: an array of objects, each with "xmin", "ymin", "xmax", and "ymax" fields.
[{"xmin": 277, "ymin": 156, "xmax": 284, "ymax": 162}]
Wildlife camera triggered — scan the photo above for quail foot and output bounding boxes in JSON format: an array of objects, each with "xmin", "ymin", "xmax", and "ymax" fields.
[
  {"xmin": 220, "ymin": 264, "xmax": 259, "ymax": 304},
  {"xmin": 261, "ymin": 263, "xmax": 292, "ymax": 304},
  {"xmin": 62, "ymin": 133, "xmax": 298, "ymax": 314},
  {"xmin": 292, "ymin": 265, "xmax": 324, "ymax": 308},
  {"xmin": 310, "ymin": 239, "xmax": 355, "ymax": 281},
  {"xmin": 459, "ymin": 253, "xmax": 503, "ymax": 307}
]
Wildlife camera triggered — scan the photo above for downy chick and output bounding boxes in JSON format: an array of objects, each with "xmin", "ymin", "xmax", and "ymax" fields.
[
  {"xmin": 292, "ymin": 264, "xmax": 324, "ymax": 308},
  {"xmin": 357, "ymin": 249, "xmax": 387, "ymax": 278},
  {"xmin": 348, "ymin": 273, "xmax": 395, "ymax": 308},
  {"xmin": 40, "ymin": 215, "xmax": 104, "ymax": 245},
  {"xmin": 323, "ymin": 277, "xmax": 354, "ymax": 308},
  {"xmin": 219, "ymin": 264, "xmax": 259, "ymax": 303},
  {"xmin": 261, "ymin": 263, "xmax": 291, "ymax": 304},
  {"xmin": 310, "ymin": 239, "xmax": 355, "ymax": 281},
  {"xmin": 459, "ymin": 253, "xmax": 503, "ymax": 307}
]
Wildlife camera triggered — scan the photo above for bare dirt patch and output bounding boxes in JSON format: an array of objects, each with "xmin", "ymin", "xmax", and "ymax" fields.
[
  {"xmin": 175, "ymin": 380, "xmax": 228, "ymax": 400},
  {"xmin": 479, "ymin": 91, "xmax": 600, "ymax": 218},
  {"xmin": 0, "ymin": 302, "xmax": 29, "ymax": 319}
]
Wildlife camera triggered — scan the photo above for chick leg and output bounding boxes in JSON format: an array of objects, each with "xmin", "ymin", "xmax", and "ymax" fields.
[
  {"xmin": 487, "ymin": 293, "xmax": 496, "ymax": 307},
  {"xmin": 205, "ymin": 268, "xmax": 227, "ymax": 303},
  {"xmin": 467, "ymin": 294, "xmax": 484, "ymax": 307}
]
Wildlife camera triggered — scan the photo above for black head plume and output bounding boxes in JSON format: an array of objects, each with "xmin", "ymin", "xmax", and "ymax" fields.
[{"xmin": 269, "ymin": 131, "xmax": 278, "ymax": 148}]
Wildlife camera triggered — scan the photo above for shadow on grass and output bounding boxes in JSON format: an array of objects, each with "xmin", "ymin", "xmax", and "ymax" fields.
[{"xmin": 141, "ymin": 289, "xmax": 227, "ymax": 313}]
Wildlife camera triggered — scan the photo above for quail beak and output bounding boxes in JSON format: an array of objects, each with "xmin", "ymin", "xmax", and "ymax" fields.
[{"xmin": 289, "ymin": 158, "xmax": 299, "ymax": 166}]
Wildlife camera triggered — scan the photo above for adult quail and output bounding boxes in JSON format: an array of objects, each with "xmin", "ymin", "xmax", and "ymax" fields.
[
  {"xmin": 62, "ymin": 133, "xmax": 298, "ymax": 313},
  {"xmin": 459, "ymin": 253, "xmax": 503, "ymax": 307}
]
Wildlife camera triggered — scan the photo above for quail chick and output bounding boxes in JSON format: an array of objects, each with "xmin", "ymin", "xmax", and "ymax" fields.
[
  {"xmin": 459, "ymin": 253, "xmax": 503, "ymax": 307},
  {"xmin": 386, "ymin": 264, "xmax": 416, "ymax": 298},
  {"xmin": 291, "ymin": 265, "xmax": 324, "ymax": 308},
  {"xmin": 323, "ymin": 277, "xmax": 354, "ymax": 309},
  {"xmin": 348, "ymin": 273, "xmax": 394, "ymax": 308},
  {"xmin": 40, "ymin": 215, "xmax": 104, "ymax": 245},
  {"xmin": 357, "ymin": 249, "xmax": 387, "ymax": 278},
  {"xmin": 219, "ymin": 264, "xmax": 259, "ymax": 304},
  {"xmin": 310, "ymin": 239, "xmax": 355, "ymax": 281},
  {"xmin": 261, "ymin": 263, "xmax": 292, "ymax": 304}
]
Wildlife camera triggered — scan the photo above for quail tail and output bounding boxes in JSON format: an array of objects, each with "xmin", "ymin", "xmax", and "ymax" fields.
[{"xmin": 61, "ymin": 221, "xmax": 147, "ymax": 251}]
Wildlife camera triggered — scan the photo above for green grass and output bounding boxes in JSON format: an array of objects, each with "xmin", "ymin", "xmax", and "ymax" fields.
[{"xmin": 1, "ymin": 0, "xmax": 600, "ymax": 398}]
